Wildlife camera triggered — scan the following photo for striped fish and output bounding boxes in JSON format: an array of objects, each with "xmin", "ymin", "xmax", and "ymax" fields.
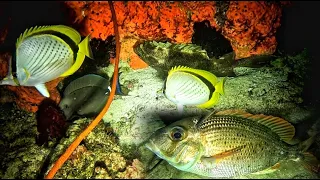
[
  {"xmin": 145, "ymin": 109, "xmax": 320, "ymax": 178},
  {"xmin": 0, "ymin": 25, "xmax": 93, "ymax": 97},
  {"xmin": 163, "ymin": 66, "xmax": 225, "ymax": 111}
]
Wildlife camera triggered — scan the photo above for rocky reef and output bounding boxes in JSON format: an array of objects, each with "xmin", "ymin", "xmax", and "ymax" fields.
[
  {"xmin": 0, "ymin": 1, "xmax": 319, "ymax": 179},
  {"xmin": 0, "ymin": 103, "xmax": 145, "ymax": 178},
  {"xmin": 64, "ymin": 1, "xmax": 286, "ymax": 68}
]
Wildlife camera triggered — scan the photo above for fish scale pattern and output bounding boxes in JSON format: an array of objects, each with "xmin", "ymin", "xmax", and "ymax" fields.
[
  {"xmin": 166, "ymin": 71, "xmax": 209, "ymax": 105},
  {"xmin": 193, "ymin": 115, "xmax": 291, "ymax": 177},
  {"xmin": 16, "ymin": 35, "xmax": 73, "ymax": 85}
]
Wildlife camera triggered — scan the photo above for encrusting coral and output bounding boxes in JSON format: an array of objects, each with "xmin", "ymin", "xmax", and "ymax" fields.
[
  {"xmin": 65, "ymin": 1, "xmax": 286, "ymax": 64},
  {"xmin": 0, "ymin": 1, "xmax": 287, "ymax": 112}
]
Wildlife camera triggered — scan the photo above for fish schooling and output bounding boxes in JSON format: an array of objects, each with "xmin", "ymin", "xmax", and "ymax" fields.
[
  {"xmin": 163, "ymin": 66, "xmax": 225, "ymax": 112},
  {"xmin": 145, "ymin": 109, "xmax": 320, "ymax": 178},
  {"xmin": 0, "ymin": 25, "xmax": 93, "ymax": 97}
]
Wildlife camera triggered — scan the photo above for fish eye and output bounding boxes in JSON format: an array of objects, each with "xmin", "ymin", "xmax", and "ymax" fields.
[{"xmin": 170, "ymin": 126, "xmax": 185, "ymax": 141}]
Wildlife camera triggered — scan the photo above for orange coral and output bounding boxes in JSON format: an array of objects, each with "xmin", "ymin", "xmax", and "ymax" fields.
[
  {"xmin": 110, "ymin": 37, "xmax": 148, "ymax": 69},
  {"xmin": 6, "ymin": 78, "xmax": 62, "ymax": 113},
  {"xmin": 0, "ymin": 53, "xmax": 62, "ymax": 113},
  {"xmin": 222, "ymin": 1, "xmax": 282, "ymax": 59},
  {"xmin": 65, "ymin": 1, "xmax": 285, "ymax": 63}
]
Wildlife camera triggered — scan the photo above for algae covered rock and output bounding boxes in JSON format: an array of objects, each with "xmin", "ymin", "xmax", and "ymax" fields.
[
  {"xmin": 135, "ymin": 40, "xmax": 312, "ymax": 123},
  {"xmin": 212, "ymin": 49, "xmax": 312, "ymax": 124},
  {"xmin": 45, "ymin": 118, "xmax": 145, "ymax": 179},
  {"xmin": 214, "ymin": 66, "xmax": 305, "ymax": 124},
  {"xmin": 134, "ymin": 41, "xmax": 274, "ymax": 78},
  {"xmin": 0, "ymin": 104, "xmax": 51, "ymax": 179},
  {"xmin": 0, "ymin": 102, "xmax": 145, "ymax": 179}
]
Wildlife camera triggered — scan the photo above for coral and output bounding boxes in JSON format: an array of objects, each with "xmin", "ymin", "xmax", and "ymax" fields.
[
  {"xmin": 64, "ymin": 1, "xmax": 285, "ymax": 66},
  {"xmin": 111, "ymin": 37, "xmax": 148, "ymax": 69},
  {"xmin": 36, "ymin": 98, "xmax": 67, "ymax": 146},
  {"xmin": 0, "ymin": 103, "xmax": 145, "ymax": 179},
  {"xmin": 0, "ymin": 53, "xmax": 62, "ymax": 113},
  {"xmin": 6, "ymin": 78, "xmax": 62, "ymax": 113},
  {"xmin": 222, "ymin": 1, "xmax": 282, "ymax": 59},
  {"xmin": 0, "ymin": 105, "xmax": 52, "ymax": 179},
  {"xmin": 46, "ymin": 118, "xmax": 145, "ymax": 179},
  {"xmin": 117, "ymin": 159, "xmax": 145, "ymax": 178}
]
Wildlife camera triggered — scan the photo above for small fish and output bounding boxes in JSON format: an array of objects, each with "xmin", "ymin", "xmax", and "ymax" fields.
[
  {"xmin": 163, "ymin": 66, "xmax": 225, "ymax": 112},
  {"xmin": 0, "ymin": 25, "xmax": 94, "ymax": 97},
  {"xmin": 145, "ymin": 110, "xmax": 319, "ymax": 178},
  {"xmin": 59, "ymin": 74, "xmax": 110, "ymax": 120},
  {"xmin": 58, "ymin": 73, "xmax": 124, "ymax": 120}
]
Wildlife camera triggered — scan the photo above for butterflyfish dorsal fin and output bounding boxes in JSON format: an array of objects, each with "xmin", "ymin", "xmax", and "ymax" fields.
[
  {"xmin": 168, "ymin": 66, "xmax": 218, "ymax": 85},
  {"xmin": 215, "ymin": 109, "xmax": 295, "ymax": 143},
  {"xmin": 16, "ymin": 25, "xmax": 82, "ymax": 48},
  {"xmin": 46, "ymin": 25, "xmax": 82, "ymax": 44},
  {"xmin": 16, "ymin": 25, "xmax": 49, "ymax": 47}
]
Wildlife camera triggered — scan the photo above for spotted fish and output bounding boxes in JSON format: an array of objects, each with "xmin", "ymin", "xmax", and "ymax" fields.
[
  {"xmin": 0, "ymin": 25, "xmax": 93, "ymax": 97},
  {"xmin": 145, "ymin": 109, "xmax": 319, "ymax": 178}
]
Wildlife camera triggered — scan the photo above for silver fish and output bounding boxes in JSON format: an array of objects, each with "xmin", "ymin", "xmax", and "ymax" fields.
[
  {"xmin": 59, "ymin": 74, "xmax": 110, "ymax": 119},
  {"xmin": 0, "ymin": 25, "xmax": 93, "ymax": 97}
]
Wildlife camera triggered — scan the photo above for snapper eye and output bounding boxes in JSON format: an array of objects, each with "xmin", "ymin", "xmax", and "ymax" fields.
[{"xmin": 170, "ymin": 126, "xmax": 186, "ymax": 141}]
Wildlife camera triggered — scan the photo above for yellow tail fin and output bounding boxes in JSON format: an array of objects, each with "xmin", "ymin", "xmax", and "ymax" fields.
[
  {"xmin": 78, "ymin": 35, "xmax": 94, "ymax": 59},
  {"xmin": 60, "ymin": 35, "xmax": 94, "ymax": 77},
  {"xmin": 215, "ymin": 78, "xmax": 225, "ymax": 95}
]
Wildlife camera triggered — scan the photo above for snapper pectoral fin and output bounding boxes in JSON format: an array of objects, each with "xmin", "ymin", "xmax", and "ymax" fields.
[
  {"xmin": 202, "ymin": 146, "xmax": 245, "ymax": 165},
  {"xmin": 35, "ymin": 83, "xmax": 50, "ymax": 97},
  {"xmin": 251, "ymin": 163, "xmax": 280, "ymax": 175}
]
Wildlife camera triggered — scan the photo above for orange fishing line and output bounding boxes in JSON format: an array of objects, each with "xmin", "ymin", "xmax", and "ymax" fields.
[{"xmin": 44, "ymin": 1, "xmax": 120, "ymax": 179}]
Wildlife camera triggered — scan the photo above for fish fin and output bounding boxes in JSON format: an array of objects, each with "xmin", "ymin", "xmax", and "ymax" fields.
[
  {"xmin": 0, "ymin": 76, "xmax": 18, "ymax": 86},
  {"xmin": 16, "ymin": 25, "xmax": 82, "ymax": 47},
  {"xmin": 60, "ymin": 35, "xmax": 93, "ymax": 77},
  {"xmin": 197, "ymin": 110, "xmax": 218, "ymax": 126},
  {"xmin": 251, "ymin": 163, "xmax": 280, "ymax": 175},
  {"xmin": 35, "ymin": 83, "xmax": 50, "ymax": 97},
  {"xmin": 197, "ymin": 91, "xmax": 220, "ymax": 108},
  {"xmin": 0, "ymin": 56, "xmax": 18, "ymax": 86},
  {"xmin": 60, "ymin": 52, "xmax": 85, "ymax": 77},
  {"xmin": 16, "ymin": 26, "xmax": 47, "ymax": 47},
  {"xmin": 49, "ymin": 25, "xmax": 82, "ymax": 44},
  {"xmin": 214, "ymin": 78, "xmax": 225, "ymax": 95},
  {"xmin": 214, "ymin": 110, "xmax": 295, "ymax": 143},
  {"xmin": 271, "ymin": 162, "xmax": 281, "ymax": 169},
  {"xmin": 22, "ymin": 67, "xmax": 31, "ymax": 83},
  {"xmin": 169, "ymin": 66, "xmax": 218, "ymax": 85},
  {"xmin": 301, "ymin": 152, "xmax": 320, "ymax": 173},
  {"xmin": 299, "ymin": 133, "xmax": 318, "ymax": 152},
  {"xmin": 63, "ymin": 74, "xmax": 109, "ymax": 96},
  {"xmin": 286, "ymin": 138, "xmax": 301, "ymax": 145},
  {"xmin": 203, "ymin": 146, "xmax": 244, "ymax": 165},
  {"xmin": 78, "ymin": 35, "xmax": 94, "ymax": 59},
  {"xmin": 177, "ymin": 104, "xmax": 184, "ymax": 114}
]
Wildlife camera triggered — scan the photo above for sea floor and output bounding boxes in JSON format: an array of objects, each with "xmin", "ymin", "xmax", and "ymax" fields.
[{"xmin": 0, "ymin": 64, "xmax": 319, "ymax": 179}]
